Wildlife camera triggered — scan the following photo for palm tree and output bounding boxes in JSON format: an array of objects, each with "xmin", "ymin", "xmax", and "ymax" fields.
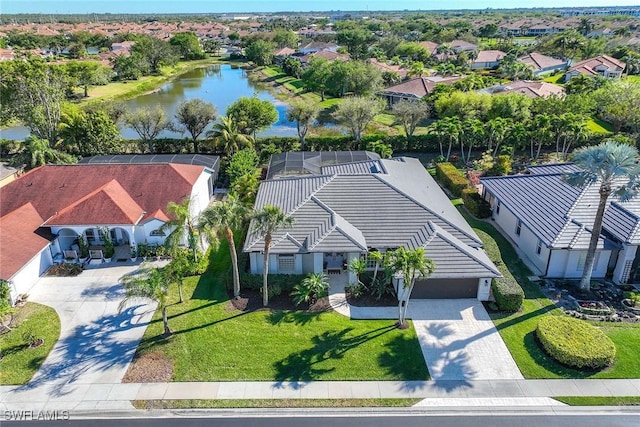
[
  {"xmin": 10, "ymin": 136, "xmax": 76, "ymax": 170},
  {"xmin": 291, "ymin": 273, "xmax": 330, "ymax": 307},
  {"xmin": 206, "ymin": 116, "xmax": 254, "ymax": 156},
  {"xmin": 159, "ymin": 197, "xmax": 199, "ymax": 262},
  {"xmin": 369, "ymin": 250, "xmax": 383, "ymax": 283},
  {"xmin": 347, "ymin": 257, "xmax": 367, "ymax": 289},
  {"xmin": 441, "ymin": 117, "xmax": 462, "ymax": 160},
  {"xmin": 565, "ymin": 141, "xmax": 640, "ymax": 291},
  {"xmin": 199, "ymin": 196, "xmax": 246, "ymax": 298},
  {"xmin": 386, "ymin": 247, "xmax": 435, "ymax": 328},
  {"xmin": 119, "ymin": 265, "xmax": 173, "ymax": 336},
  {"xmin": 251, "ymin": 205, "xmax": 294, "ymax": 306}
]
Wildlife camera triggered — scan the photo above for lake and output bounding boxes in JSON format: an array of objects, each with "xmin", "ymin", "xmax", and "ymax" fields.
[{"xmin": 0, "ymin": 64, "xmax": 298, "ymax": 141}]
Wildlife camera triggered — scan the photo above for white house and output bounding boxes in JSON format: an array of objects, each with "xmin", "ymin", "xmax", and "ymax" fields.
[
  {"xmin": 481, "ymin": 163, "xmax": 639, "ymax": 284},
  {"xmin": 0, "ymin": 155, "xmax": 219, "ymax": 304},
  {"xmin": 471, "ymin": 50, "xmax": 507, "ymax": 70},
  {"xmin": 565, "ymin": 55, "xmax": 626, "ymax": 81},
  {"xmin": 517, "ymin": 52, "xmax": 568, "ymax": 75},
  {"xmin": 244, "ymin": 152, "xmax": 500, "ymax": 301}
]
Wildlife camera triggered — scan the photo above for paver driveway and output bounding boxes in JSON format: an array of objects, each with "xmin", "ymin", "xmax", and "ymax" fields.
[
  {"xmin": 25, "ymin": 264, "xmax": 157, "ymax": 396},
  {"xmin": 409, "ymin": 299, "xmax": 523, "ymax": 381}
]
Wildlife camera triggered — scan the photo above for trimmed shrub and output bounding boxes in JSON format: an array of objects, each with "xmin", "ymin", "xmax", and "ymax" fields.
[
  {"xmin": 491, "ymin": 276, "xmax": 524, "ymax": 312},
  {"xmin": 239, "ymin": 271, "xmax": 304, "ymax": 293},
  {"xmin": 536, "ymin": 316, "xmax": 616, "ymax": 370},
  {"xmin": 461, "ymin": 188, "xmax": 492, "ymax": 218},
  {"xmin": 435, "ymin": 162, "xmax": 469, "ymax": 197}
]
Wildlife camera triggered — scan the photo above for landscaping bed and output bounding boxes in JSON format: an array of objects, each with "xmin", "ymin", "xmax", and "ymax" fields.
[{"xmin": 132, "ymin": 398, "xmax": 421, "ymax": 409}]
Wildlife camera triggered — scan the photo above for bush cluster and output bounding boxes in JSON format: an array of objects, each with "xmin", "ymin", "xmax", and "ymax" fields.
[
  {"xmin": 435, "ymin": 162, "xmax": 470, "ymax": 197},
  {"xmin": 536, "ymin": 316, "xmax": 616, "ymax": 370},
  {"xmin": 461, "ymin": 188, "xmax": 492, "ymax": 218},
  {"xmin": 491, "ymin": 276, "xmax": 524, "ymax": 312},
  {"xmin": 239, "ymin": 271, "xmax": 305, "ymax": 293}
]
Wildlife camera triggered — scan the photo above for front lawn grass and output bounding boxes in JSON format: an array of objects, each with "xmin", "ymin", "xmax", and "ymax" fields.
[
  {"xmin": 542, "ymin": 74, "xmax": 564, "ymax": 84},
  {"xmin": 554, "ymin": 396, "xmax": 640, "ymax": 406},
  {"xmin": 586, "ymin": 117, "xmax": 613, "ymax": 134},
  {"xmin": 459, "ymin": 207, "xmax": 640, "ymax": 379},
  {"xmin": 132, "ymin": 239, "xmax": 429, "ymax": 382},
  {"xmin": 0, "ymin": 303, "xmax": 61, "ymax": 385},
  {"xmin": 133, "ymin": 398, "xmax": 421, "ymax": 409}
]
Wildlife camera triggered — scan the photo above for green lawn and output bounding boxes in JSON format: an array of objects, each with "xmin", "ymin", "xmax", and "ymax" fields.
[
  {"xmin": 373, "ymin": 113, "xmax": 396, "ymax": 127},
  {"xmin": 586, "ymin": 117, "xmax": 613, "ymax": 134},
  {"xmin": 554, "ymin": 396, "xmax": 640, "ymax": 406},
  {"xmin": 133, "ymin": 398, "xmax": 420, "ymax": 409},
  {"xmin": 0, "ymin": 303, "xmax": 61, "ymax": 385},
  {"xmin": 459, "ymin": 207, "xmax": 640, "ymax": 379},
  {"xmin": 542, "ymin": 74, "xmax": 564, "ymax": 84},
  {"xmin": 132, "ymin": 239, "xmax": 429, "ymax": 382}
]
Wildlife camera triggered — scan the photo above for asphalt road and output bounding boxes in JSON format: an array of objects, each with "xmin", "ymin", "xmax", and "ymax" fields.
[{"xmin": 4, "ymin": 414, "xmax": 640, "ymax": 427}]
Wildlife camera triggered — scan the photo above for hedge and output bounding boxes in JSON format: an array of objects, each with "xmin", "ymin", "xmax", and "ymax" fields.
[
  {"xmin": 536, "ymin": 316, "xmax": 616, "ymax": 370},
  {"xmin": 435, "ymin": 162, "xmax": 470, "ymax": 197},
  {"xmin": 491, "ymin": 276, "xmax": 524, "ymax": 312},
  {"xmin": 239, "ymin": 271, "xmax": 305, "ymax": 292},
  {"xmin": 461, "ymin": 188, "xmax": 492, "ymax": 218}
]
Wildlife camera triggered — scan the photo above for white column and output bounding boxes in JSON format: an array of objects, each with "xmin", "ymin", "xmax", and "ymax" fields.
[
  {"xmin": 477, "ymin": 278, "xmax": 491, "ymax": 301},
  {"xmin": 613, "ymin": 244, "xmax": 637, "ymax": 284}
]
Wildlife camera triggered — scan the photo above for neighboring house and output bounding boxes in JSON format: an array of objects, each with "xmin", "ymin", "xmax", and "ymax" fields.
[
  {"xmin": 299, "ymin": 49, "xmax": 349, "ymax": 64},
  {"xmin": 0, "ymin": 154, "xmax": 219, "ymax": 304},
  {"xmin": 471, "ymin": 50, "xmax": 507, "ymax": 70},
  {"xmin": 564, "ymin": 55, "xmax": 626, "ymax": 81},
  {"xmin": 478, "ymin": 80, "xmax": 565, "ymax": 99},
  {"xmin": 0, "ymin": 163, "xmax": 23, "ymax": 188},
  {"xmin": 367, "ymin": 58, "xmax": 408, "ymax": 79},
  {"xmin": 244, "ymin": 152, "xmax": 500, "ymax": 300},
  {"xmin": 517, "ymin": 52, "xmax": 567, "ymax": 75},
  {"xmin": 449, "ymin": 39, "xmax": 478, "ymax": 53},
  {"xmin": 0, "ymin": 48, "xmax": 14, "ymax": 61},
  {"xmin": 481, "ymin": 163, "xmax": 640, "ymax": 285},
  {"xmin": 419, "ymin": 41, "xmax": 439, "ymax": 55},
  {"xmin": 111, "ymin": 41, "xmax": 136, "ymax": 52},
  {"xmin": 299, "ymin": 41, "xmax": 339, "ymax": 55},
  {"xmin": 378, "ymin": 75, "xmax": 462, "ymax": 106}
]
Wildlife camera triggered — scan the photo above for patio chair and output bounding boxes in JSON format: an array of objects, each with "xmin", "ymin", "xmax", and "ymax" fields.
[
  {"xmin": 89, "ymin": 249, "xmax": 104, "ymax": 265},
  {"xmin": 63, "ymin": 250, "xmax": 79, "ymax": 263}
]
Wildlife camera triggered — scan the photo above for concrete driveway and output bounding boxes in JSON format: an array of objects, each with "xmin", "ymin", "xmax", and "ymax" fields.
[
  {"xmin": 23, "ymin": 264, "xmax": 157, "ymax": 398},
  {"xmin": 409, "ymin": 299, "xmax": 523, "ymax": 381}
]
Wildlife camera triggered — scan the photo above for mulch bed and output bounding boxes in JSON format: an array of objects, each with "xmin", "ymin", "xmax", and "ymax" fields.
[
  {"xmin": 123, "ymin": 351, "xmax": 173, "ymax": 383},
  {"xmin": 227, "ymin": 288, "xmax": 331, "ymax": 313},
  {"xmin": 346, "ymin": 291, "xmax": 397, "ymax": 307}
]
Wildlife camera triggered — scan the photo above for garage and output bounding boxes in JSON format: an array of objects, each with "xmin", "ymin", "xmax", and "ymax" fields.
[{"xmin": 411, "ymin": 278, "xmax": 478, "ymax": 299}]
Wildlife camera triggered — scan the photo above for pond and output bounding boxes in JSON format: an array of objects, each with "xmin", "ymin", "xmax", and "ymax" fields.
[{"xmin": 0, "ymin": 64, "xmax": 299, "ymax": 141}]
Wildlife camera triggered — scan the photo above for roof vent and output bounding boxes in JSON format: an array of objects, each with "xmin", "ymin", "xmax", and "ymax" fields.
[{"xmin": 370, "ymin": 163, "xmax": 380, "ymax": 174}]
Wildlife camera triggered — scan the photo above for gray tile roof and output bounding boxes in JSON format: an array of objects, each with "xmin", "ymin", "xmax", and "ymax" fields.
[
  {"xmin": 246, "ymin": 155, "xmax": 498, "ymax": 279},
  {"xmin": 482, "ymin": 164, "xmax": 638, "ymax": 248},
  {"xmin": 266, "ymin": 151, "xmax": 380, "ymax": 179}
]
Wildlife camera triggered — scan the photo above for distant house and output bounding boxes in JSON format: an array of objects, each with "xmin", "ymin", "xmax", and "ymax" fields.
[
  {"xmin": 111, "ymin": 41, "xmax": 136, "ymax": 52},
  {"xmin": 471, "ymin": 50, "xmax": 507, "ymax": 70},
  {"xmin": 0, "ymin": 155, "xmax": 220, "ymax": 304},
  {"xmin": 565, "ymin": 55, "xmax": 626, "ymax": 81},
  {"xmin": 419, "ymin": 41, "xmax": 439, "ymax": 55},
  {"xmin": 478, "ymin": 80, "xmax": 565, "ymax": 99},
  {"xmin": 517, "ymin": 52, "xmax": 567, "ymax": 75},
  {"xmin": 449, "ymin": 39, "xmax": 478, "ymax": 53},
  {"xmin": 245, "ymin": 152, "xmax": 500, "ymax": 300},
  {"xmin": 378, "ymin": 75, "xmax": 463, "ymax": 106},
  {"xmin": 0, "ymin": 48, "xmax": 14, "ymax": 61},
  {"xmin": 367, "ymin": 58, "xmax": 408, "ymax": 79},
  {"xmin": 481, "ymin": 163, "xmax": 639, "ymax": 284},
  {"xmin": 299, "ymin": 50, "xmax": 349, "ymax": 64},
  {"xmin": 299, "ymin": 41, "xmax": 339, "ymax": 55}
]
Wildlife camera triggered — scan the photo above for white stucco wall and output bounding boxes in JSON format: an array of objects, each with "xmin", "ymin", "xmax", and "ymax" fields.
[
  {"xmin": 189, "ymin": 170, "xmax": 214, "ymax": 218},
  {"xmin": 9, "ymin": 245, "xmax": 53, "ymax": 304},
  {"xmin": 477, "ymin": 278, "xmax": 492, "ymax": 301},
  {"xmin": 546, "ymin": 249, "xmax": 611, "ymax": 279},
  {"xmin": 613, "ymin": 244, "xmax": 638, "ymax": 284}
]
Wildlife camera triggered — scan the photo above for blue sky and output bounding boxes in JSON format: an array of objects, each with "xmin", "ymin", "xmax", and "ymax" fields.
[{"xmin": 2, "ymin": 1, "xmax": 639, "ymax": 14}]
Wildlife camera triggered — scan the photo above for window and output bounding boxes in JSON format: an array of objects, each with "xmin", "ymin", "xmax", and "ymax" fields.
[
  {"xmin": 516, "ymin": 220, "xmax": 522, "ymax": 236},
  {"xmin": 150, "ymin": 229, "xmax": 165, "ymax": 236},
  {"xmin": 85, "ymin": 229, "xmax": 95, "ymax": 242},
  {"xmin": 278, "ymin": 255, "xmax": 295, "ymax": 272},
  {"xmin": 536, "ymin": 239, "xmax": 542, "ymax": 255},
  {"xmin": 495, "ymin": 202, "xmax": 500, "ymax": 215}
]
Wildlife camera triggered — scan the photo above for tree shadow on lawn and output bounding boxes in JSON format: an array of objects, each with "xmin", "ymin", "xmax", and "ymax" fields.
[
  {"xmin": 378, "ymin": 334, "xmax": 431, "ymax": 391},
  {"xmin": 491, "ymin": 304, "xmax": 557, "ymax": 332},
  {"xmin": 267, "ymin": 310, "xmax": 323, "ymax": 327},
  {"xmin": 273, "ymin": 325, "xmax": 396, "ymax": 382}
]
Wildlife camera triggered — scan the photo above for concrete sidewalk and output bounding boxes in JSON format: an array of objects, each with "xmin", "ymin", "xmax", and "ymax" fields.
[{"xmin": 2, "ymin": 379, "xmax": 639, "ymax": 411}]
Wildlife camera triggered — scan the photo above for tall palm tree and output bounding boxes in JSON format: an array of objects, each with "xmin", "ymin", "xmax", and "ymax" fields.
[
  {"xmin": 565, "ymin": 141, "xmax": 640, "ymax": 291},
  {"xmin": 441, "ymin": 117, "xmax": 462, "ymax": 160},
  {"xmin": 119, "ymin": 265, "xmax": 173, "ymax": 336},
  {"xmin": 206, "ymin": 116, "xmax": 254, "ymax": 156},
  {"xmin": 386, "ymin": 247, "xmax": 435, "ymax": 328},
  {"xmin": 199, "ymin": 196, "xmax": 246, "ymax": 298},
  {"xmin": 10, "ymin": 136, "xmax": 76, "ymax": 170},
  {"xmin": 251, "ymin": 205, "xmax": 294, "ymax": 306},
  {"xmin": 159, "ymin": 197, "xmax": 199, "ymax": 262}
]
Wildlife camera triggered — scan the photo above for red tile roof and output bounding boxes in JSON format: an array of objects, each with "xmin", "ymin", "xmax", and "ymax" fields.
[
  {"xmin": 0, "ymin": 163, "xmax": 205, "ymax": 225},
  {"xmin": 0, "ymin": 203, "xmax": 52, "ymax": 279}
]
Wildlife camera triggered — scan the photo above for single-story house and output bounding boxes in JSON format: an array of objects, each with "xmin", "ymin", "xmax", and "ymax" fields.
[
  {"xmin": 378, "ymin": 75, "xmax": 463, "ymax": 107},
  {"xmin": 517, "ymin": 52, "xmax": 567, "ymax": 75},
  {"xmin": 481, "ymin": 163, "xmax": 639, "ymax": 284},
  {"xmin": 244, "ymin": 152, "xmax": 500, "ymax": 301},
  {"xmin": 478, "ymin": 80, "xmax": 565, "ymax": 99},
  {"xmin": 299, "ymin": 49, "xmax": 349, "ymax": 64},
  {"xmin": 299, "ymin": 41, "xmax": 339, "ymax": 55},
  {"xmin": 449, "ymin": 39, "xmax": 478, "ymax": 53},
  {"xmin": 471, "ymin": 50, "xmax": 507, "ymax": 70},
  {"xmin": 565, "ymin": 55, "xmax": 626, "ymax": 81},
  {"xmin": 0, "ymin": 154, "xmax": 219, "ymax": 304}
]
